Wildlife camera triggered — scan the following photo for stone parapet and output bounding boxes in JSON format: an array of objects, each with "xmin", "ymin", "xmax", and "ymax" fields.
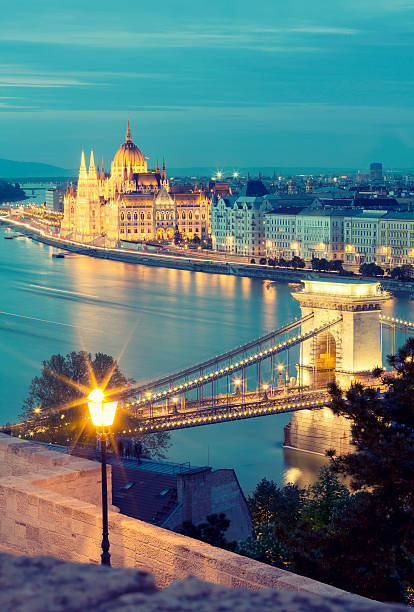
[
  {"xmin": 0, "ymin": 552, "xmax": 402, "ymax": 611},
  {"xmin": 0, "ymin": 434, "xmax": 377, "ymax": 602}
]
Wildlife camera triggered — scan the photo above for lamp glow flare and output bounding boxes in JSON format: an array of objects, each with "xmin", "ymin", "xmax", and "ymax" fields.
[{"xmin": 88, "ymin": 389, "xmax": 117, "ymax": 427}]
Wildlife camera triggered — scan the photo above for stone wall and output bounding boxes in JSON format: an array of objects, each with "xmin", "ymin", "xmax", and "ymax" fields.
[
  {"xmin": 0, "ymin": 433, "xmax": 369, "ymax": 601},
  {"xmin": 284, "ymin": 408, "xmax": 353, "ymax": 456},
  {"xmin": 171, "ymin": 468, "xmax": 252, "ymax": 541}
]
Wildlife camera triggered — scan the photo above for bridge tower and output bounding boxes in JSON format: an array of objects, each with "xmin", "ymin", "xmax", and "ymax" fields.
[{"xmin": 284, "ymin": 279, "xmax": 389, "ymax": 455}]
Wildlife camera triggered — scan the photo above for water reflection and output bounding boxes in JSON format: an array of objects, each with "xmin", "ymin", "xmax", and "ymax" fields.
[
  {"xmin": 283, "ymin": 447, "xmax": 328, "ymax": 489},
  {"xmin": 0, "ymin": 229, "xmax": 413, "ymax": 492}
]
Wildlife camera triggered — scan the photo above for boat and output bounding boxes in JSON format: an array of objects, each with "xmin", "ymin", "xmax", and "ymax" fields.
[
  {"xmin": 52, "ymin": 253, "xmax": 65, "ymax": 259},
  {"xmin": 4, "ymin": 235, "xmax": 14, "ymax": 240}
]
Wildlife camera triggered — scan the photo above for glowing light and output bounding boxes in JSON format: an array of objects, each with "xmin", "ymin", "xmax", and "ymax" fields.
[
  {"xmin": 262, "ymin": 383, "xmax": 269, "ymax": 391},
  {"xmin": 291, "ymin": 242, "xmax": 299, "ymax": 250},
  {"xmin": 34, "ymin": 407, "xmax": 41, "ymax": 414},
  {"xmin": 87, "ymin": 389, "xmax": 118, "ymax": 427}
]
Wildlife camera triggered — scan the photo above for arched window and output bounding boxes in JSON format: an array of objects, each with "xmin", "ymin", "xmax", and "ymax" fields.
[
  {"xmin": 182, "ymin": 212, "xmax": 186, "ymax": 220},
  {"xmin": 134, "ymin": 212, "xmax": 138, "ymax": 220},
  {"xmin": 147, "ymin": 212, "xmax": 151, "ymax": 220},
  {"xmin": 189, "ymin": 211, "xmax": 193, "ymax": 220},
  {"xmin": 141, "ymin": 212, "xmax": 144, "ymax": 220},
  {"xmin": 202, "ymin": 213, "xmax": 205, "ymax": 219},
  {"xmin": 127, "ymin": 212, "xmax": 131, "ymax": 221},
  {"xmin": 195, "ymin": 211, "xmax": 199, "ymax": 220},
  {"xmin": 71, "ymin": 207, "xmax": 74, "ymax": 214},
  {"xmin": 120, "ymin": 212, "xmax": 125, "ymax": 221},
  {"xmin": 91, "ymin": 210, "xmax": 95, "ymax": 217}
]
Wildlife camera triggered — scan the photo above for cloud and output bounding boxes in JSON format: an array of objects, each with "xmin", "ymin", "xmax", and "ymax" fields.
[{"xmin": 0, "ymin": 24, "xmax": 336, "ymax": 52}]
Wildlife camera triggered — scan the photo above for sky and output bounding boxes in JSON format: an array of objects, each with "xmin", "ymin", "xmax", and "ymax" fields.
[{"xmin": 1, "ymin": 0, "xmax": 414, "ymax": 170}]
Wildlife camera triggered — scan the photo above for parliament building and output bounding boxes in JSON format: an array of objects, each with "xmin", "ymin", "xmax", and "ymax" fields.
[{"xmin": 61, "ymin": 122, "xmax": 210, "ymax": 246}]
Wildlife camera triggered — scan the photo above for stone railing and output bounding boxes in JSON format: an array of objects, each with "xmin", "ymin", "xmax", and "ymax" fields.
[
  {"xmin": 0, "ymin": 553, "xmax": 403, "ymax": 611},
  {"xmin": 0, "ymin": 434, "xmax": 382, "ymax": 602}
]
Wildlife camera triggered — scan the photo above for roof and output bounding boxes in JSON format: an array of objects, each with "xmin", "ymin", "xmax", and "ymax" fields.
[
  {"xmin": 67, "ymin": 447, "xmax": 209, "ymax": 526},
  {"xmin": 381, "ymin": 211, "xmax": 414, "ymax": 220},
  {"xmin": 266, "ymin": 207, "xmax": 306, "ymax": 215},
  {"xmin": 239, "ymin": 180, "xmax": 268, "ymax": 197}
]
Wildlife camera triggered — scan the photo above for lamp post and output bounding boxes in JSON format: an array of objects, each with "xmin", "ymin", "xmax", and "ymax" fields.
[
  {"xmin": 87, "ymin": 389, "xmax": 118, "ymax": 567},
  {"xmin": 262, "ymin": 383, "xmax": 269, "ymax": 400}
]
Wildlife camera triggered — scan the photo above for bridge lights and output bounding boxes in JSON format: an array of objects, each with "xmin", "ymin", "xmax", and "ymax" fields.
[
  {"xmin": 262, "ymin": 383, "xmax": 269, "ymax": 400},
  {"xmin": 234, "ymin": 378, "xmax": 241, "ymax": 394}
]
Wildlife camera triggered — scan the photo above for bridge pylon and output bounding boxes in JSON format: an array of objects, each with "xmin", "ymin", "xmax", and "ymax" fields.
[{"xmin": 284, "ymin": 279, "xmax": 390, "ymax": 456}]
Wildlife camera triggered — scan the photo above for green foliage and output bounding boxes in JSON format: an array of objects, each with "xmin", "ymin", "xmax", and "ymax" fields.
[
  {"xmin": 311, "ymin": 258, "xmax": 344, "ymax": 272},
  {"xmin": 247, "ymin": 478, "xmax": 304, "ymax": 530},
  {"xmin": 390, "ymin": 264, "xmax": 414, "ymax": 280},
  {"xmin": 19, "ymin": 351, "xmax": 170, "ymax": 457},
  {"xmin": 173, "ymin": 227, "xmax": 183, "ymax": 244},
  {"xmin": 301, "ymin": 466, "xmax": 349, "ymax": 529},
  {"xmin": 178, "ymin": 513, "xmax": 236, "ymax": 550},
  {"xmin": 0, "ymin": 181, "xmax": 26, "ymax": 202},
  {"xmin": 359, "ymin": 262, "xmax": 384, "ymax": 277},
  {"xmin": 236, "ymin": 523, "xmax": 288, "ymax": 567}
]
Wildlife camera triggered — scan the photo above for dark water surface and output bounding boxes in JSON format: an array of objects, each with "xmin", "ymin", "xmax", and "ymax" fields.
[{"xmin": 0, "ymin": 228, "xmax": 412, "ymax": 492}]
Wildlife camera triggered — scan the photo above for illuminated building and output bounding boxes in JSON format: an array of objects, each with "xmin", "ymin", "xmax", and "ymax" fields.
[
  {"xmin": 61, "ymin": 121, "xmax": 210, "ymax": 245},
  {"xmin": 211, "ymin": 180, "xmax": 270, "ymax": 256}
]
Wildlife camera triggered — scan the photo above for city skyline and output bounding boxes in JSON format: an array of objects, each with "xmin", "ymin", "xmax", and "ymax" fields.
[{"xmin": 1, "ymin": 0, "xmax": 414, "ymax": 169}]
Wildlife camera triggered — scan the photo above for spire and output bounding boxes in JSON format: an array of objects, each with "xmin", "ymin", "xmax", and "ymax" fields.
[
  {"xmin": 79, "ymin": 150, "xmax": 87, "ymax": 180},
  {"xmin": 96, "ymin": 159, "xmax": 100, "ymax": 179},
  {"xmin": 101, "ymin": 157, "xmax": 105, "ymax": 179},
  {"xmin": 156, "ymin": 158, "xmax": 160, "ymax": 174},
  {"xmin": 70, "ymin": 181, "xmax": 74, "ymax": 196},
  {"xmin": 162, "ymin": 156, "xmax": 166, "ymax": 181},
  {"xmin": 126, "ymin": 118, "xmax": 132, "ymax": 142},
  {"xmin": 88, "ymin": 149, "xmax": 96, "ymax": 177},
  {"xmin": 65, "ymin": 181, "xmax": 70, "ymax": 197}
]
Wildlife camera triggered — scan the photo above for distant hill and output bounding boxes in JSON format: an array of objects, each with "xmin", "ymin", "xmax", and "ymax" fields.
[{"xmin": 0, "ymin": 158, "xmax": 72, "ymax": 179}]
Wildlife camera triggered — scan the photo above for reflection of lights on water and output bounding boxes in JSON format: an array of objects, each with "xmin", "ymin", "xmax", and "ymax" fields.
[{"xmin": 284, "ymin": 467, "xmax": 302, "ymax": 485}]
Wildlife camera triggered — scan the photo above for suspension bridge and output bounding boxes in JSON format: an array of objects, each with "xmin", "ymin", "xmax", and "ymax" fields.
[{"xmin": 5, "ymin": 279, "xmax": 414, "ymax": 455}]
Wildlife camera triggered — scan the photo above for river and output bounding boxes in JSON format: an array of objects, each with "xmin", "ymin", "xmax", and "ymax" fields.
[{"xmin": 0, "ymin": 226, "xmax": 412, "ymax": 493}]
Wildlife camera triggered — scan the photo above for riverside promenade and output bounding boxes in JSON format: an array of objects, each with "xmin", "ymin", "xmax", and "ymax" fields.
[{"xmin": 1, "ymin": 216, "xmax": 413, "ymax": 294}]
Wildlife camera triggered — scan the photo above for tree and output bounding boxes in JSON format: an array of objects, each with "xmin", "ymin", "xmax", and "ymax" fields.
[
  {"xmin": 259, "ymin": 257, "xmax": 267, "ymax": 265},
  {"xmin": 300, "ymin": 466, "xmax": 349, "ymax": 529},
  {"xmin": 247, "ymin": 478, "xmax": 304, "ymax": 531},
  {"xmin": 324, "ymin": 342, "xmax": 414, "ymax": 602},
  {"xmin": 236, "ymin": 523, "xmax": 288, "ymax": 567},
  {"xmin": 19, "ymin": 351, "xmax": 170, "ymax": 457},
  {"xmin": 173, "ymin": 226, "xmax": 183, "ymax": 245},
  {"xmin": 390, "ymin": 264, "xmax": 414, "ymax": 281},
  {"xmin": 291, "ymin": 256, "xmax": 306, "ymax": 269},
  {"xmin": 178, "ymin": 513, "xmax": 236, "ymax": 550},
  {"xmin": 360, "ymin": 262, "xmax": 384, "ymax": 277}
]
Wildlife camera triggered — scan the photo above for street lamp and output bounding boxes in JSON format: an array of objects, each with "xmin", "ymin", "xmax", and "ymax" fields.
[
  {"xmin": 234, "ymin": 378, "xmax": 241, "ymax": 394},
  {"xmin": 262, "ymin": 383, "xmax": 269, "ymax": 400},
  {"xmin": 87, "ymin": 388, "xmax": 118, "ymax": 567}
]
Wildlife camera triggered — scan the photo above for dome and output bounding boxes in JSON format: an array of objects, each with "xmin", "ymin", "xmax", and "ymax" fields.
[{"xmin": 112, "ymin": 121, "xmax": 147, "ymax": 172}]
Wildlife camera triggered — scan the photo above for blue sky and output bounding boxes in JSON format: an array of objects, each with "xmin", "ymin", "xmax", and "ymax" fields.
[{"xmin": 1, "ymin": 0, "xmax": 414, "ymax": 170}]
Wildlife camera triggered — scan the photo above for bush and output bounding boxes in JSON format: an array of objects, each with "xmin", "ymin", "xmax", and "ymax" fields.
[{"xmin": 259, "ymin": 257, "xmax": 267, "ymax": 265}]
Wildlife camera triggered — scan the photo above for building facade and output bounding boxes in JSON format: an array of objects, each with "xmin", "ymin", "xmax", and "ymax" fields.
[
  {"xmin": 265, "ymin": 208, "xmax": 346, "ymax": 261},
  {"xmin": 61, "ymin": 122, "xmax": 210, "ymax": 246}
]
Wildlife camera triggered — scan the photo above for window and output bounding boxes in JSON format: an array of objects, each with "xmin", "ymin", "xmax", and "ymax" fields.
[
  {"xmin": 134, "ymin": 212, "xmax": 138, "ymax": 220},
  {"xmin": 120, "ymin": 212, "xmax": 125, "ymax": 221},
  {"xmin": 127, "ymin": 212, "xmax": 131, "ymax": 221}
]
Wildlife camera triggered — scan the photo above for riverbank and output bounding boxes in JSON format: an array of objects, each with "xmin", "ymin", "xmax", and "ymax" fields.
[{"xmin": 1, "ymin": 216, "xmax": 413, "ymax": 294}]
